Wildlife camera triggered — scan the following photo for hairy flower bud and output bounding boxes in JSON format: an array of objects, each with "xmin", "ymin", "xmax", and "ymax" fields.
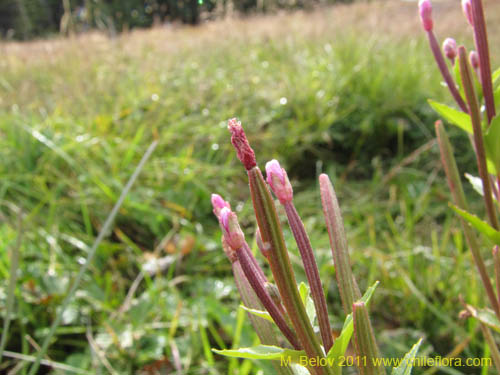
[
  {"xmin": 442, "ymin": 38, "xmax": 457, "ymax": 62},
  {"xmin": 228, "ymin": 118, "xmax": 257, "ymax": 170},
  {"xmin": 211, "ymin": 193, "xmax": 231, "ymax": 218},
  {"xmin": 265, "ymin": 159, "xmax": 293, "ymax": 204},
  {"xmin": 462, "ymin": 0, "xmax": 473, "ymax": 26},
  {"xmin": 418, "ymin": 0, "xmax": 433, "ymax": 31},
  {"xmin": 219, "ymin": 207, "xmax": 245, "ymax": 250}
]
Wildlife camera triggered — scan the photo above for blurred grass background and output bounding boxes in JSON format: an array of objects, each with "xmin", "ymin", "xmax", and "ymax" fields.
[{"xmin": 1, "ymin": 0, "xmax": 500, "ymax": 373}]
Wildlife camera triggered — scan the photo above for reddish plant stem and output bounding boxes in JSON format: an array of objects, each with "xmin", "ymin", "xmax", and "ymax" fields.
[
  {"xmin": 435, "ymin": 121, "xmax": 500, "ymax": 317},
  {"xmin": 236, "ymin": 243, "xmax": 302, "ymax": 350},
  {"xmin": 427, "ymin": 31, "xmax": 468, "ymax": 113},
  {"xmin": 284, "ymin": 202, "xmax": 334, "ymax": 352},
  {"xmin": 470, "ymin": 0, "xmax": 496, "ymax": 124},
  {"xmin": 458, "ymin": 46, "xmax": 499, "ymax": 230}
]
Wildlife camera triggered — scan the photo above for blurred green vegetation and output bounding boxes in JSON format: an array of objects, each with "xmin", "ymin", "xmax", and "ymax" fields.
[
  {"xmin": 0, "ymin": 0, "xmax": 350, "ymax": 40},
  {"xmin": 0, "ymin": 0, "xmax": 499, "ymax": 373}
]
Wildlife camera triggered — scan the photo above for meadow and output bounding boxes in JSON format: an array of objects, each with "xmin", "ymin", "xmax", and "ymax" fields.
[{"xmin": 1, "ymin": 0, "xmax": 500, "ymax": 373}]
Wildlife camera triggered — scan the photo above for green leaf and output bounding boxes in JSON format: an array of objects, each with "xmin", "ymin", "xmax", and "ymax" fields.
[
  {"xmin": 428, "ymin": 100, "xmax": 472, "ymax": 134},
  {"xmin": 493, "ymin": 67, "xmax": 500, "ymax": 85},
  {"xmin": 466, "ymin": 305, "xmax": 500, "ymax": 333},
  {"xmin": 450, "ymin": 205, "xmax": 500, "ymax": 245},
  {"xmin": 239, "ymin": 305, "xmax": 275, "ymax": 324},
  {"xmin": 327, "ymin": 281, "xmax": 380, "ymax": 375},
  {"xmin": 484, "ymin": 115, "xmax": 500, "ymax": 175},
  {"xmin": 298, "ymin": 282, "xmax": 316, "ymax": 326},
  {"xmin": 391, "ymin": 339, "xmax": 423, "ymax": 375},
  {"xmin": 212, "ymin": 345, "xmax": 305, "ymax": 362}
]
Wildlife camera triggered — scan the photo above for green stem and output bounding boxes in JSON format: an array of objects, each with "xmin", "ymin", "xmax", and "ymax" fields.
[
  {"xmin": 248, "ymin": 167, "xmax": 331, "ymax": 375},
  {"xmin": 435, "ymin": 122, "xmax": 500, "ymax": 317},
  {"xmin": 319, "ymin": 174, "xmax": 361, "ymax": 315},
  {"xmin": 458, "ymin": 45, "xmax": 499, "ymax": 230}
]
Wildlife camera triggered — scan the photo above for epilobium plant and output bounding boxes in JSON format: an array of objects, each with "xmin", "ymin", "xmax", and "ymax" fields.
[
  {"xmin": 211, "ymin": 119, "xmax": 421, "ymax": 374},
  {"xmin": 419, "ymin": 0, "xmax": 500, "ymax": 371}
]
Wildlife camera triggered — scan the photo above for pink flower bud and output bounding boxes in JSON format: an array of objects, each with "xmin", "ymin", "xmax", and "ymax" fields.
[
  {"xmin": 228, "ymin": 118, "xmax": 257, "ymax": 171},
  {"xmin": 265, "ymin": 159, "xmax": 293, "ymax": 204},
  {"xmin": 442, "ymin": 38, "xmax": 457, "ymax": 62},
  {"xmin": 469, "ymin": 50, "xmax": 479, "ymax": 69},
  {"xmin": 418, "ymin": 0, "xmax": 433, "ymax": 32},
  {"xmin": 211, "ymin": 193, "xmax": 231, "ymax": 218},
  {"xmin": 462, "ymin": 0, "xmax": 473, "ymax": 26},
  {"xmin": 219, "ymin": 207, "xmax": 245, "ymax": 250}
]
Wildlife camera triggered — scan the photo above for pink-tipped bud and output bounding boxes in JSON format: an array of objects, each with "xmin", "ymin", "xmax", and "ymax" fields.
[
  {"xmin": 442, "ymin": 38, "xmax": 457, "ymax": 62},
  {"xmin": 211, "ymin": 193, "xmax": 231, "ymax": 218},
  {"xmin": 469, "ymin": 50, "xmax": 480, "ymax": 69},
  {"xmin": 228, "ymin": 118, "xmax": 257, "ymax": 170},
  {"xmin": 219, "ymin": 207, "xmax": 245, "ymax": 250},
  {"xmin": 418, "ymin": 0, "xmax": 433, "ymax": 31},
  {"xmin": 265, "ymin": 159, "xmax": 293, "ymax": 204},
  {"xmin": 461, "ymin": 0, "xmax": 473, "ymax": 26}
]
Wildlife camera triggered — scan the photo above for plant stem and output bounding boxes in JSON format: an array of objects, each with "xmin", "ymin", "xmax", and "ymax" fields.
[
  {"xmin": 470, "ymin": 0, "xmax": 496, "ymax": 124},
  {"xmin": 284, "ymin": 202, "xmax": 333, "ymax": 352},
  {"xmin": 319, "ymin": 174, "xmax": 361, "ymax": 315},
  {"xmin": 248, "ymin": 167, "xmax": 331, "ymax": 375},
  {"xmin": 236, "ymin": 241, "xmax": 302, "ymax": 350},
  {"xmin": 353, "ymin": 302, "xmax": 386, "ymax": 375},
  {"xmin": 427, "ymin": 31, "xmax": 468, "ymax": 113},
  {"xmin": 435, "ymin": 121, "xmax": 500, "ymax": 317},
  {"xmin": 232, "ymin": 260, "xmax": 295, "ymax": 375},
  {"xmin": 494, "ymin": 246, "xmax": 500, "ymax": 305},
  {"xmin": 479, "ymin": 323, "xmax": 500, "ymax": 372},
  {"xmin": 458, "ymin": 46, "xmax": 499, "ymax": 230}
]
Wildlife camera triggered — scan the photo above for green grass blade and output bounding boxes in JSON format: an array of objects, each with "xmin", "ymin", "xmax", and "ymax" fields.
[{"xmin": 27, "ymin": 140, "xmax": 158, "ymax": 375}]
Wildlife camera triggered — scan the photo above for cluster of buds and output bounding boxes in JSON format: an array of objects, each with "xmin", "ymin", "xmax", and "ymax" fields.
[
  {"xmin": 212, "ymin": 119, "xmax": 384, "ymax": 375},
  {"xmin": 417, "ymin": 0, "xmax": 496, "ymax": 122}
]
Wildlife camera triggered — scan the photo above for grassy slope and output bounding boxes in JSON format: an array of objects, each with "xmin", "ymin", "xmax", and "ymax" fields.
[{"xmin": 1, "ymin": 0, "xmax": 500, "ymax": 373}]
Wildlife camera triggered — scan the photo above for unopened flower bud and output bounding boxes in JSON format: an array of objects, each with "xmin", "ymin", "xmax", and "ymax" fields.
[
  {"xmin": 219, "ymin": 207, "xmax": 245, "ymax": 250},
  {"xmin": 462, "ymin": 0, "xmax": 473, "ymax": 26},
  {"xmin": 418, "ymin": 0, "xmax": 433, "ymax": 32},
  {"xmin": 469, "ymin": 50, "xmax": 479, "ymax": 69},
  {"xmin": 265, "ymin": 159, "xmax": 293, "ymax": 204},
  {"xmin": 228, "ymin": 118, "xmax": 257, "ymax": 170},
  {"xmin": 211, "ymin": 193, "xmax": 231, "ymax": 218},
  {"xmin": 442, "ymin": 38, "xmax": 457, "ymax": 62}
]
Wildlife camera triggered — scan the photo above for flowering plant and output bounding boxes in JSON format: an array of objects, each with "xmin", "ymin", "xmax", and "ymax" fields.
[{"xmin": 211, "ymin": 119, "xmax": 421, "ymax": 374}]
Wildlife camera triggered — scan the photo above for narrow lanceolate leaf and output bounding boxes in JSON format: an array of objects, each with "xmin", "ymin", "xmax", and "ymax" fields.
[
  {"xmin": 248, "ymin": 167, "xmax": 331, "ymax": 375},
  {"xmin": 353, "ymin": 302, "xmax": 386, "ymax": 375},
  {"xmin": 327, "ymin": 282, "xmax": 379, "ymax": 375},
  {"xmin": 319, "ymin": 174, "xmax": 361, "ymax": 315},
  {"xmin": 435, "ymin": 121, "xmax": 500, "ymax": 316},
  {"xmin": 239, "ymin": 305, "xmax": 274, "ymax": 324},
  {"xmin": 458, "ymin": 46, "xmax": 499, "ymax": 230},
  {"xmin": 213, "ymin": 345, "xmax": 305, "ymax": 362},
  {"xmin": 451, "ymin": 205, "xmax": 500, "ymax": 245},
  {"xmin": 428, "ymin": 100, "xmax": 472, "ymax": 134},
  {"xmin": 466, "ymin": 304, "xmax": 500, "ymax": 333},
  {"xmin": 390, "ymin": 339, "xmax": 423, "ymax": 375}
]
